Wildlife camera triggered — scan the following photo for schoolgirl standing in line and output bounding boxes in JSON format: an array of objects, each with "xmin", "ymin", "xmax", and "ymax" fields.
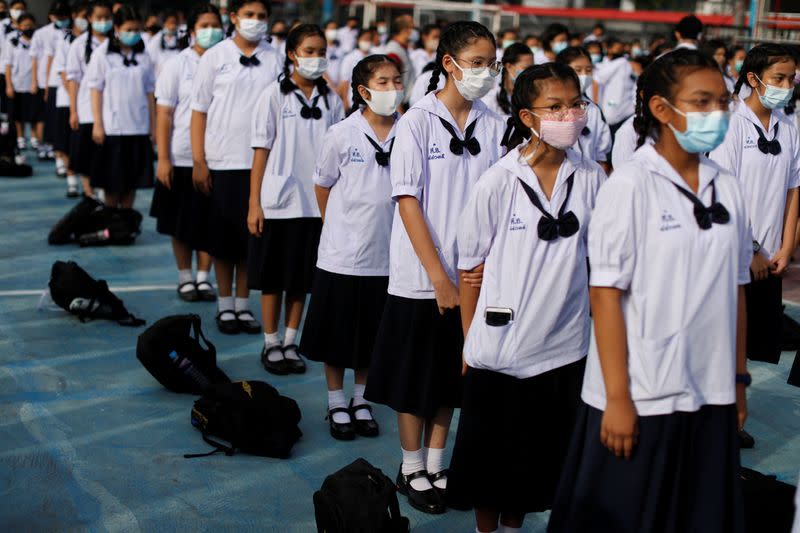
[
  {"xmin": 4, "ymin": 12, "xmax": 35, "ymax": 149},
  {"xmin": 53, "ymin": 1, "xmax": 86, "ymax": 197},
  {"xmin": 364, "ymin": 21, "xmax": 506, "ymax": 515},
  {"xmin": 480, "ymin": 42, "xmax": 532, "ymax": 119},
  {"xmin": 247, "ymin": 24, "xmax": 344, "ymax": 375},
  {"xmin": 145, "ymin": 9, "xmax": 179, "ymax": 78},
  {"xmin": 557, "ymin": 46, "xmax": 612, "ymax": 172},
  {"xmin": 549, "ymin": 49, "xmax": 749, "ymax": 533},
  {"xmin": 42, "ymin": 1, "xmax": 72, "ymax": 170},
  {"xmin": 66, "ymin": 0, "xmax": 111, "ymax": 200},
  {"xmin": 190, "ymin": 0, "xmax": 281, "ymax": 335},
  {"xmin": 409, "ymin": 24, "xmax": 439, "ymax": 76},
  {"xmin": 85, "ymin": 4, "xmax": 155, "ymax": 209},
  {"xmin": 448, "ymin": 63, "xmax": 604, "ymax": 533},
  {"xmin": 710, "ymin": 44, "xmax": 799, "ymax": 414},
  {"xmin": 322, "ymin": 20, "xmax": 341, "ymax": 88},
  {"xmin": 150, "ymin": 3, "xmax": 223, "ymax": 303},
  {"xmin": 29, "ymin": 1, "xmax": 63, "ymax": 159},
  {"xmin": 299, "ymin": 55, "xmax": 402, "ymax": 440},
  {"xmin": 336, "ymin": 27, "xmax": 374, "ymax": 108}
]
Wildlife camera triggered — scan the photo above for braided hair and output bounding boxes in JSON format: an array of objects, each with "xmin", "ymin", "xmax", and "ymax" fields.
[
  {"xmin": 425, "ymin": 20, "xmax": 496, "ymax": 94},
  {"xmin": 633, "ymin": 48, "xmax": 719, "ymax": 148},
  {"xmin": 347, "ymin": 54, "xmax": 398, "ymax": 116},
  {"xmin": 502, "ymin": 62, "xmax": 580, "ymax": 150},
  {"xmin": 178, "ymin": 2, "xmax": 220, "ymax": 50},
  {"xmin": 84, "ymin": 1, "xmax": 112, "ymax": 63},
  {"xmin": 497, "ymin": 42, "xmax": 532, "ymax": 115},
  {"xmin": 280, "ymin": 24, "xmax": 330, "ymax": 98},
  {"xmin": 733, "ymin": 43, "xmax": 794, "ymax": 96}
]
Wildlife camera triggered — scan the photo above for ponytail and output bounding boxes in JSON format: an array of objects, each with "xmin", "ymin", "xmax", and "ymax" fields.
[
  {"xmin": 347, "ymin": 54, "xmax": 397, "ymax": 116},
  {"xmin": 281, "ymin": 23, "xmax": 331, "ymax": 105},
  {"xmin": 426, "ymin": 66, "xmax": 441, "ymax": 94}
]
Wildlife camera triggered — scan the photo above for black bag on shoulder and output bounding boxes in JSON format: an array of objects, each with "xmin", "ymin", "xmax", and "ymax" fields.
[
  {"xmin": 185, "ymin": 381, "xmax": 302, "ymax": 459},
  {"xmin": 48, "ymin": 260, "xmax": 145, "ymax": 326},
  {"xmin": 136, "ymin": 314, "xmax": 230, "ymax": 394},
  {"xmin": 313, "ymin": 458, "xmax": 410, "ymax": 533},
  {"xmin": 741, "ymin": 467, "xmax": 796, "ymax": 533}
]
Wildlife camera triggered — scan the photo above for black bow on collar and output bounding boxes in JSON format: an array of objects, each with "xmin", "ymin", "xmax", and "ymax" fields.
[
  {"xmin": 123, "ymin": 55, "xmax": 138, "ymax": 67},
  {"xmin": 438, "ymin": 117, "xmax": 481, "ymax": 156},
  {"xmin": 364, "ymin": 134, "xmax": 394, "ymax": 167},
  {"xmin": 581, "ymin": 125, "xmax": 591, "ymax": 137},
  {"xmin": 517, "ymin": 172, "xmax": 579, "ymax": 241},
  {"xmin": 672, "ymin": 181, "xmax": 730, "ymax": 230},
  {"xmin": 239, "ymin": 54, "xmax": 260, "ymax": 67},
  {"xmin": 295, "ymin": 93, "xmax": 322, "ymax": 120},
  {"xmin": 754, "ymin": 123, "xmax": 781, "ymax": 155}
]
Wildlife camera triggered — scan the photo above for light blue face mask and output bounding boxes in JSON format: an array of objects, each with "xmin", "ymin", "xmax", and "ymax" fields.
[
  {"xmin": 221, "ymin": 14, "xmax": 230, "ymax": 26},
  {"xmin": 55, "ymin": 19, "xmax": 70, "ymax": 29},
  {"xmin": 552, "ymin": 41, "xmax": 568, "ymax": 55},
  {"xmin": 196, "ymin": 27, "xmax": 224, "ymax": 49},
  {"xmin": 754, "ymin": 74, "xmax": 793, "ymax": 110},
  {"xmin": 590, "ymin": 53, "xmax": 602, "ymax": 64},
  {"xmin": 92, "ymin": 20, "xmax": 112, "ymax": 34},
  {"xmin": 663, "ymin": 98, "xmax": 730, "ymax": 153},
  {"xmin": 118, "ymin": 31, "xmax": 141, "ymax": 47}
]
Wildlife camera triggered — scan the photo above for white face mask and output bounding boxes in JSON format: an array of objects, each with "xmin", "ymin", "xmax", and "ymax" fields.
[
  {"xmin": 296, "ymin": 56, "xmax": 328, "ymax": 80},
  {"xmin": 357, "ymin": 40, "xmax": 371, "ymax": 53},
  {"xmin": 324, "ymin": 29, "xmax": 337, "ymax": 42},
  {"xmin": 364, "ymin": 87, "xmax": 403, "ymax": 116},
  {"xmin": 450, "ymin": 58, "xmax": 498, "ymax": 101},
  {"xmin": 578, "ymin": 74, "xmax": 593, "ymax": 95},
  {"xmin": 74, "ymin": 18, "xmax": 89, "ymax": 32},
  {"xmin": 237, "ymin": 18, "xmax": 267, "ymax": 43},
  {"xmin": 9, "ymin": 9, "xmax": 22, "ymax": 20},
  {"xmin": 425, "ymin": 38, "xmax": 439, "ymax": 52}
]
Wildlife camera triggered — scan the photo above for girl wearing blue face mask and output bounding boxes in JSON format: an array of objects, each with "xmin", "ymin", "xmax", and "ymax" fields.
[
  {"xmin": 538, "ymin": 22, "xmax": 568, "ymax": 64},
  {"xmin": 550, "ymin": 48, "xmax": 749, "ymax": 533},
  {"xmin": 145, "ymin": 9, "xmax": 180, "ymax": 77},
  {"xmin": 710, "ymin": 44, "xmax": 799, "ymax": 394},
  {"xmin": 480, "ymin": 42, "xmax": 532, "ymax": 119},
  {"xmin": 85, "ymin": 4, "xmax": 155, "ymax": 208}
]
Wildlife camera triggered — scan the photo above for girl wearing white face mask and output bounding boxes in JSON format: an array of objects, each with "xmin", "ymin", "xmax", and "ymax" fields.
[
  {"xmin": 364, "ymin": 21, "xmax": 506, "ymax": 516},
  {"xmin": 710, "ymin": 45, "xmax": 800, "ymax": 398},
  {"xmin": 301, "ymin": 56, "xmax": 403, "ymax": 442},
  {"xmin": 451, "ymin": 62, "xmax": 604, "ymax": 533},
  {"xmin": 480, "ymin": 42, "xmax": 532, "ymax": 118},
  {"xmin": 410, "ymin": 24, "xmax": 440, "ymax": 76},
  {"xmin": 248, "ymin": 24, "xmax": 344, "ymax": 377},
  {"xmin": 336, "ymin": 28, "xmax": 376, "ymax": 109},
  {"xmin": 557, "ymin": 46, "xmax": 612, "ymax": 174}
]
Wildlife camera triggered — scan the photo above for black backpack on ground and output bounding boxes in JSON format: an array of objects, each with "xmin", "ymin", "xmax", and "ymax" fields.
[
  {"xmin": 48, "ymin": 196, "xmax": 142, "ymax": 246},
  {"xmin": 48, "ymin": 260, "xmax": 145, "ymax": 326},
  {"xmin": 136, "ymin": 314, "xmax": 230, "ymax": 394},
  {"xmin": 49, "ymin": 196, "xmax": 105, "ymax": 244},
  {"xmin": 741, "ymin": 467, "xmax": 796, "ymax": 533},
  {"xmin": 185, "ymin": 380, "xmax": 302, "ymax": 459},
  {"xmin": 313, "ymin": 458, "xmax": 410, "ymax": 533}
]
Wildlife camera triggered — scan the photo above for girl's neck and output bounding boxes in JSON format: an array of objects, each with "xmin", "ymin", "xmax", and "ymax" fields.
[
  {"xmin": 92, "ymin": 31, "xmax": 107, "ymax": 40},
  {"xmin": 120, "ymin": 45, "xmax": 132, "ymax": 54},
  {"xmin": 745, "ymin": 89, "xmax": 772, "ymax": 129},
  {"xmin": 523, "ymin": 138, "xmax": 566, "ymax": 170},
  {"xmin": 193, "ymin": 44, "xmax": 206, "ymax": 56},
  {"xmin": 233, "ymin": 34, "xmax": 257, "ymax": 54},
  {"xmin": 437, "ymin": 81, "xmax": 472, "ymax": 130},
  {"xmin": 291, "ymin": 71, "xmax": 316, "ymax": 96},
  {"xmin": 503, "ymin": 76, "xmax": 514, "ymax": 93},
  {"xmin": 362, "ymin": 107, "xmax": 395, "ymax": 130},
  {"xmin": 654, "ymin": 132, "xmax": 700, "ymax": 192}
]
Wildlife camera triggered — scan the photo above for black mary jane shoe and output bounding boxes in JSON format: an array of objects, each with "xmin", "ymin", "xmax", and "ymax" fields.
[
  {"xmin": 235, "ymin": 310, "xmax": 261, "ymax": 334},
  {"xmin": 738, "ymin": 429, "xmax": 755, "ymax": 449},
  {"xmin": 177, "ymin": 281, "xmax": 199, "ymax": 302},
  {"xmin": 349, "ymin": 399, "xmax": 379, "ymax": 438},
  {"xmin": 326, "ymin": 407, "xmax": 356, "ymax": 441},
  {"xmin": 427, "ymin": 469, "xmax": 448, "ymax": 500},
  {"xmin": 195, "ymin": 281, "xmax": 217, "ymax": 302},
  {"xmin": 215, "ymin": 310, "xmax": 240, "ymax": 335},
  {"xmin": 261, "ymin": 344, "xmax": 289, "ymax": 375},
  {"xmin": 396, "ymin": 467, "xmax": 445, "ymax": 515},
  {"xmin": 282, "ymin": 344, "xmax": 307, "ymax": 374}
]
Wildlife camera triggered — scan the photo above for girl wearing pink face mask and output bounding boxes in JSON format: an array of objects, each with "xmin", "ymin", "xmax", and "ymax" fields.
[{"xmin": 447, "ymin": 62, "xmax": 606, "ymax": 533}]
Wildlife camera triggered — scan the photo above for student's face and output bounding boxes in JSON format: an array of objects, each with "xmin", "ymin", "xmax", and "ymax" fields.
[
  {"xmin": 649, "ymin": 67, "xmax": 729, "ymax": 136},
  {"xmin": 359, "ymin": 62, "xmax": 403, "ymax": 101},
  {"xmin": 713, "ymin": 47, "xmax": 726, "ymax": 69},
  {"xmin": 518, "ymin": 78, "xmax": 583, "ymax": 134},
  {"xmin": 231, "ymin": 2, "xmax": 267, "ymax": 25},
  {"xmin": 289, "ymin": 34, "xmax": 326, "ymax": 63},
  {"xmin": 271, "ymin": 21, "xmax": 286, "ymax": 35},
  {"xmin": 550, "ymin": 32, "xmax": 568, "ymax": 49},
  {"xmin": 357, "ymin": 32, "xmax": 373, "ymax": 50},
  {"xmin": 17, "ymin": 18, "xmax": 32, "ymax": 32},
  {"xmin": 587, "ymin": 44, "xmax": 601, "ymax": 56},
  {"xmin": 112, "ymin": 3, "xmax": 123, "ymax": 14},
  {"xmin": 163, "ymin": 16, "xmax": 178, "ymax": 35},
  {"xmin": 442, "ymin": 37, "xmax": 497, "ymax": 81},
  {"xmin": 90, "ymin": 6, "xmax": 111, "ymax": 24},
  {"xmin": 749, "ymin": 59, "xmax": 797, "ymax": 91},
  {"xmin": 526, "ymin": 37, "xmax": 541, "ymax": 49},
  {"xmin": 569, "ymin": 56, "xmax": 593, "ymax": 76},
  {"xmin": 116, "ymin": 20, "xmax": 141, "ymax": 34},
  {"xmin": 194, "ymin": 12, "xmax": 221, "ymax": 33},
  {"xmin": 731, "ymin": 49, "xmax": 746, "ymax": 66},
  {"xmin": 608, "ymin": 43, "xmax": 624, "ymax": 57},
  {"xmin": 423, "ymin": 28, "xmax": 440, "ymax": 49},
  {"xmin": 506, "ymin": 54, "xmax": 533, "ymax": 83}
]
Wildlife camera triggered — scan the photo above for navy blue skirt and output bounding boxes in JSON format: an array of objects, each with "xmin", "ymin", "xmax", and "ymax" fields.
[
  {"xmin": 68, "ymin": 123, "xmax": 95, "ymax": 175},
  {"xmin": 207, "ymin": 169, "xmax": 250, "ymax": 263},
  {"xmin": 90, "ymin": 135, "xmax": 154, "ymax": 194},
  {"xmin": 247, "ymin": 218, "xmax": 322, "ymax": 294},
  {"xmin": 149, "ymin": 166, "xmax": 211, "ymax": 251}
]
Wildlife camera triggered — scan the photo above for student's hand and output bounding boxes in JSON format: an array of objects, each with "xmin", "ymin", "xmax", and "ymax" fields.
[
  {"xmin": 156, "ymin": 159, "xmax": 173, "ymax": 189},
  {"xmin": 30, "ymin": 82, "xmax": 37, "ymax": 94},
  {"xmin": 43, "ymin": 87, "xmax": 49, "ymax": 101},
  {"xmin": 5, "ymin": 86, "xmax": 13, "ymax": 99},
  {"xmin": 461, "ymin": 263, "xmax": 484, "ymax": 289},
  {"xmin": 461, "ymin": 355, "xmax": 469, "ymax": 376},
  {"xmin": 750, "ymin": 253, "xmax": 771, "ymax": 281},
  {"xmin": 770, "ymin": 249, "xmax": 791, "ymax": 276},
  {"xmin": 192, "ymin": 160, "xmax": 212, "ymax": 195},
  {"xmin": 69, "ymin": 110, "xmax": 79, "ymax": 131},
  {"xmin": 600, "ymin": 396, "xmax": 639, "ymax": 460},
  {"xmin": 247, "ymin": 202, "xmax": 263, "ymax": 237},
  {"xmin": 432, "ymin": 277, "xmax": 459, "ymax": 315},
  {"xmin": 736, "ymin": 383, "xmax": 748, "ymax": 432},
  {"xmin": 91, "ymin": 123, "xmax": 105, "ymax": 145}
]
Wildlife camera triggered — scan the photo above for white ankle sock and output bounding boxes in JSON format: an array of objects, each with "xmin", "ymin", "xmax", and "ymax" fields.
[
  {"xmin": 56, "ymin": 157, "xmax": 65, "ymax": 172},
  {"xmin": 327, "ymin": 389, "xmax": 350, "ymax": 424},
  {"xmin": 283, "ymin": 327, "xmax": 298, "ymax": 347},
  {"xmin": 218, "ymin": 296, "xmax": 235, "ymax": 321},
  {"xmin": 263, "ymin": 331, "xmax": 280, "ymax": 347},
  {"xmin": 426, "ymin": 447, "xmax": 447, "ymax": 489},
  {"xmin": 196, "ymin": 270, "xmax": 210, "ymax": 284},
  {"xmin": 401, "ymin": 447, "xmax": 432, "ymax": 491},
  {"xmin": 66, "ymin": 174, "xmax": 78, "ymax": 187},
  {"xmin": 235, "ymin": 297, "xmax": 254, "ymax": 320},
  {"xmin": 178, "ymin": 269, "xmax": 193, "ymax": 288},
  {"xmin": 351, "ymin": 383, "xmax": 372, "ymax": 421},
  {"xmin": 477, "ymin": 528, "xmax": 498, "ymax": 533}
]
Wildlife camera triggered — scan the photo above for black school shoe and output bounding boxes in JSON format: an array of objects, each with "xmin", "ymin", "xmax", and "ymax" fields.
[
  {"xmin": 738, "ymin": 429, "xmax": 755, "ymax": 449},
  {"xmin": 195, "ymin": 281, "xmax": 217, "ymax": 302},
  {"xmin": 235, "ymin": 310, "xmax": 261, "ymax": 334},
  {"xmin": 177, "ymin": 281, "xmax": 199, "ymax": 302},
  {"xmin": 427, "ymin": 470, "xmax": 448, "ymax": 500},
  {"xmin": 349, "ymin": 399, "xmax": 379, "ymax": 438},
  {"xmin": 282, "ymin": 344, "xmax": 307, "ymax": 374},
  {"xmin": 261, "ymin": 344, "xmax": 289, "ymax": 375},
  {"xmin": 326, "ymin": 407, "xmax": 356, "ymax": 441},
  {"xmin": 396, "ymin": 467, "xmax": 445, "ymax": 514},
  {"xmin": 216, "ymin": 310, "xmax": 239, "ymax": 335}
]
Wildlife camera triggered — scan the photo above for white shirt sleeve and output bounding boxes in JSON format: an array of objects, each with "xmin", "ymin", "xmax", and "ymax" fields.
[
  {"xmin": 154, "ymin": 56, "xmax": 179, "ymax": 107},
  {"xmin": 65, "ymin": 39, "xmax": 82, "ymax": 82},
  {"xmin": 708, "ymin": 124, "xmax": 740, "ymax": 176},
  {"xmin": 329, "ymin": 91, "xmax": 345, "ymax": 124},
  {"xmin": 389, "ymin": 112, "xmax": 425, "ymax": 200},
  {"xmin": 250, "ymin": 86, "xmax": 279, "ymax": 149},
  {"xmin": 83, "ymin": 48, "xmax": 106, "ymax": 90},
  {"xmin": 588, "ymin": 171, "xmax": 640, "ymax": 289},
  {"xmin": 143, "ymin": 55, "xmax": 156, "ymax": 94},
  {"xmin": 457, "ymin": 175, "xmax": 500, "ymax": 271},
  {"xmin": 29, "ymin": 31, "xmax": 41, "ymax": 59},
  {"xmin": 313, "ymin": 128, "xmax": 343, "ymax": 188},
  {"xmin": 190, "ymin": 51, "xmax": 214, "ymax": 113},
  {"xmin": 790, "ymin": 125, "xmax": 800, "ymax": 189},
  {"xmin": 735, "ymin": 187, "xmax": 753, "ymax": 286}
]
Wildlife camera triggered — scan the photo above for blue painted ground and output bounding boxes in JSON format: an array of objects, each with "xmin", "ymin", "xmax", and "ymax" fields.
[{"xmin": 0, "ymin": 156, "xmax": 798, "ymax": 532}]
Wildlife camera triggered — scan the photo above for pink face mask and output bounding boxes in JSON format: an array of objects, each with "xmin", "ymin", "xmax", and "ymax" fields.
[{"xmin": 529, "ymin": 108, "xmax": 588, "ymax": 150}]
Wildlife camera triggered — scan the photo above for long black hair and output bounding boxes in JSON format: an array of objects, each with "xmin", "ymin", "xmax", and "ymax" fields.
[
  {"xmin": 733, "ymin": 43, "xmax": 795, "ymax": 96},
  {"xmin": 158, "ymin": 8, "xmax": 179, "ymax": 50},
  {"xmin": 84, "ymin": 0, "xmax": 112, "ymax": 63},
  {"xmin": 178, "ymin": 2, "xmax": 220, "ymax": 50},
  {"xmin": 425, "ymin": 20, "xmax": 496, "ymax": 94},
  {"xmin": 496, "ymin": 42, "xmax": 532, "ymax": 115},
  {"xmin": 279, "ymin": 23, "xmax": 330, "ymax": 104},
  {"xmin": 107, "ymin": 4, "xmax": 144, "ymax": 55},
  {"xmin": 502, "ymin": 62, "xmax": 580, "ymax": 150},
  {"xmin": 348, "ymin": 54, "xmax": 399, "ymax": 116},
  {"xmin": 633, "ymin": 48, "xmax": 719, "ymax": 148}
]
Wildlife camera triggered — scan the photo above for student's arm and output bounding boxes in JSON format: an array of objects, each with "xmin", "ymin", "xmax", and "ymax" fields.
[
  {"xmin": 772, "ymin": 187, "xmax": 799, "ymax": 275},
  {"xmin": 591, "ymin": 286, "xmax": 638, "ymax": 459},
  {"xmin": 5, "ymin": 64, "xmax": 13, "ymax": 98},
  {"xmin": 190, "ymin": 110, "xmax": 211, "ymax": 195},
  {"xmin": 247, "ymin": 147, "xmax": 270, "ymax": 236},
  {"xmin": 735, "ymin": 285, "xmax": 748, "ymax": 431},
  {"xmin": 155, "ymin": 104, "xmax": 174, "ymax": 189},
  {"xmin": 90, "ymin": 88, "xmax": 104, "ymax": 144},
  {"xmin": 147, "ymin": 92, "xmax": 156, "ymax": 141},
  {"xmin": 314, "ymin": 185, "xmax": 331, "ymax": 221},
  {"xmin": 67, "ymin": 79, "xmax": 79, "ymax": 129},
  {"xmin": 44, "ymin": 53, "xmax": 53, "ymax": 99},
  {"xmin": 30, "ymin": 55, "xmax": 37, "ymax": 94}
]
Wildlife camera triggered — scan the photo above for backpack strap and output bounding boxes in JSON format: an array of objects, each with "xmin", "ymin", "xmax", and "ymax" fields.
[
  {"xmin": 192, "ymin": 314, "xmax": 216, "ymax": 354},
  {"xmin": 184, "ymin": 433, "xmax": 236, "ymax": 459}
]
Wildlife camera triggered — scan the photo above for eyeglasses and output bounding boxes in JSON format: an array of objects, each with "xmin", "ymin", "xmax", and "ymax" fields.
[
  {"xmin": 452, "ymin": 56, "xmax": 503, "ymax": 76},
  {"xmin": 673, "ymin": 96, "xmax": 734, "ymax": 112},
  {"xmin": 529, "ymin": 100, "xmax": 589, "ymax": 120}
]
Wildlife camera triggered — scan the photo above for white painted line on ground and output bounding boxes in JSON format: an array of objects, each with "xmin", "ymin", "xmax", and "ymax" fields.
[{"xmin": 0, "ymin": 284, "xmax": 191, "ymax": 297}]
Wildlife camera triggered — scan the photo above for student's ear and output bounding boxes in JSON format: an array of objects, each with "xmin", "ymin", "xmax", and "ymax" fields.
[
  {"xmin": 441, "ymin": 54, "xmax": 456, "ymax": 76},
  {"xmin": 357, "ymin": 84, "xmax": 370, "ymax": 102},
  {"xmin": 746, "ymin": 71, "xmax": 759, "ymax": 89},
  {"xmin": 648, "ymin": 95, "xmax": 672, "ymax": 125},
  {"xmin": 287, "ymin": 49, "xmax": 296, "ymax": 64},
  {"xmin": 518, "ymin": 108, "xmax": 536, "ymax": 131}
]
